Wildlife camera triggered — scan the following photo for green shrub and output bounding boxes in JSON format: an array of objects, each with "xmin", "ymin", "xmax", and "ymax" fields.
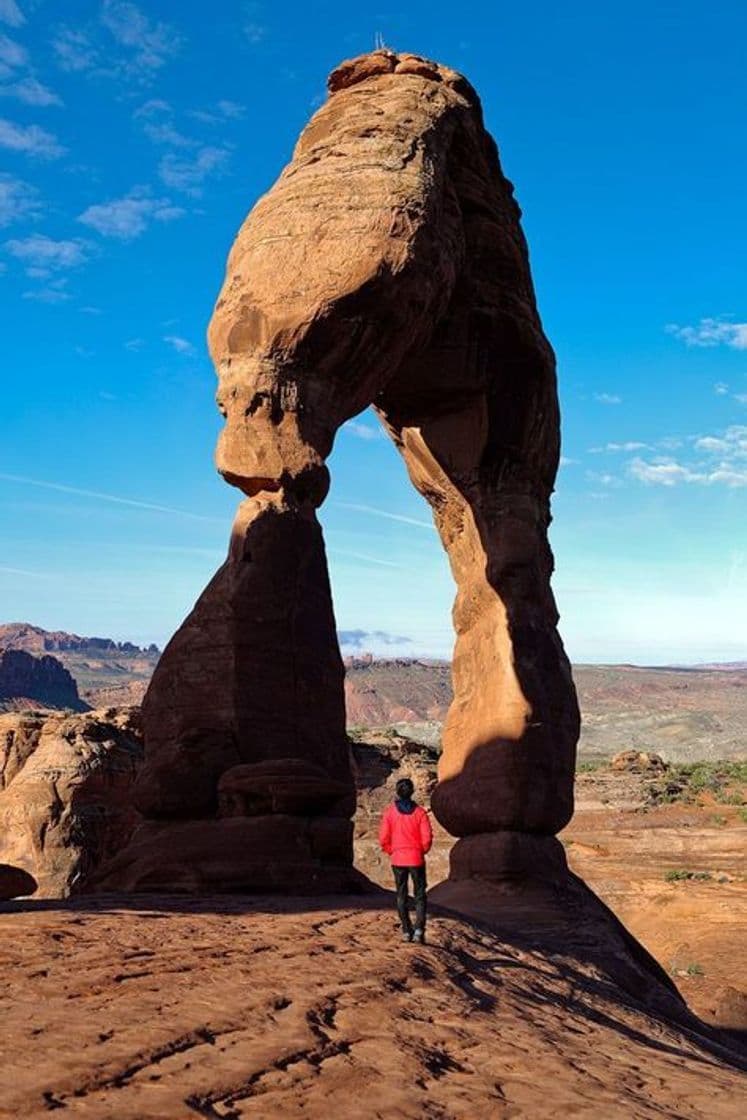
[{"xmin": 664, "ymin": 869, "xmax": 712, "ymax": 882}]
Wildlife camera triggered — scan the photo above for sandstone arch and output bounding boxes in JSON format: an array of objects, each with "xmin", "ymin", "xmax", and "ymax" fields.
[{"xmin": 96, "ymin": 50, "xmax": 579, "ymax": 894}]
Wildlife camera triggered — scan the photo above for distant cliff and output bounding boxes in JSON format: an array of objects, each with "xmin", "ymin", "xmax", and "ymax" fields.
[{"xmin": 0, "ymin": 649, "xmax": 87, "ymax": 712}]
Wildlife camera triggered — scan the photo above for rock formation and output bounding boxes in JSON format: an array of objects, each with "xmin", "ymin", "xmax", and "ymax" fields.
[
  {"xmin": 0, "ymin": 648, "xmax": 87, "ymax": 712},
  {"xmin": 97, "ymin": 49, "xmax": 579, "ymax": 894},
  {"xmin": 0, "ymin": 708, "xmax": 142, "ymax": 896}
]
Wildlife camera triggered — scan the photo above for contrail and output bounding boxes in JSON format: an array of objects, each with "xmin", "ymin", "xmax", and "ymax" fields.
[
  {"xmin": 0, "ymin": 473, "xmax": 223, "ymax": 522},
  {"xmin": 334, "ymin": 501, "xmax": 435, "ymax": 531}
]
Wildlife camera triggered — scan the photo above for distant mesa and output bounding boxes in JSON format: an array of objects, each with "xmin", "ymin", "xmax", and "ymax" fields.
[{"xmin": 0, "ymin": 648, "xmax": 87, "ymax": 713}]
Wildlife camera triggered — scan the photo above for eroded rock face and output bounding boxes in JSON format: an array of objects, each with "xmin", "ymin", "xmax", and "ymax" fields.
[
  {"xmin": 0, "ymin": 709, "xmax": 142, "ymax": 896},
  {"xmin": 0, "ymin": 649, "xmax": 86, "ymax": 712},
  {"xmin": 107, "ymin": 49, "xmax": 579, "ymax": 893}
]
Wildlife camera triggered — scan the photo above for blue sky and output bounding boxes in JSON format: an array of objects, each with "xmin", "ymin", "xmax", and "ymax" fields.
[{"xmin": 1, "ymin": 0, "xmax": 745, "ymax": 664}]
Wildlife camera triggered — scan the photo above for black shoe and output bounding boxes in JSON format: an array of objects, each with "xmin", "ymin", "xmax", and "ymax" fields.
[
  {"xmin": 412, "ymin": 928, "xmax": 426, "ymax": 944},
  {"xmin": 401, "ymin": 929, "xmax": 413, "ymax": 943}
]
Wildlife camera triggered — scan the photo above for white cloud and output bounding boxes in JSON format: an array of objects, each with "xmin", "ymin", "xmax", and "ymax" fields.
[
  {"xmin": 714, "ymin": 382, "xmax": 729, "ymax": 395},
  {"xmin": 4, "ymin": 233, "xmax": 88, "ymax": 274},
  {"xmin": 629, "ymin": 429, "xmax": 747, "ymax": 488},
  {"xmin": 78, "ymin": 190, "xmax": 184, "ymax": 239},
  {"xmin": 0, "ymin": 116, "xmax": 64, "ymax": 157},
  {"xmin": 244, "ymin": 22, "xmax": 266, "ymax": 45},
  {"xmin": 0, "ymin": 173, "xmax": 40, "ymax": 225},
  {"xmin": 589, "ymin": 441, "xmax": 646, "ymax": 453},
  {"xmin": 52, "ymin": 28, "xmax": 98, "ymax": 73},
  {"xmin": 735, "ymin": 393, "xmax": 747, "ymax": 405},
  {"xmin": 100, "ymin": 0, "xmax": 180, "ymax": 72},
  {"xmin": 189, "ymin": 99, "xmax": 246, "ymax": 125},
  {"xmin": 163, "ymin": 334, "xmax": 194, "ymax": 354},
  {"xmin": 217, "ymin": 99, "xmax": 244, "ymax": 118},
  {"xmin": 593, "ymin": 392, "xmax": 622, "ymax": 405},
  {"xmin": 0, "ymin": 76, "xmax": 62, "ymax": 106},
  {"xmin": 0, "ymin": 31, "xmax": 25, "ymax": 68},
  {"xmin": 694, "ymin": 436, "xmax": 729, "ymax": 454},
  {"xmin": 558, "ymin": 456, "xmax": 577, "ymax": 467},
  {"xmin": 343, "ymin": 419, "xmax": 384, "ymax": 441},
  {"xmin": 666, "ymin": 317, "xmax": 747, "ymax": 351},
  {"xmin": 22, "ymin": 277, "xmax": 71, "ymax": 303},
  {"xmin": 53, "ymin": 3, "xmax": 181, "ymax": 83},
  {"xmin": 0, "ymin": 2, "xmax": 24, "ymax": 28},
  {"xmin": 159, "ymin": 146, "xmax": 229, "ymax": 195},
  {"xmin": 629, "ymin": 458, "xmax": 702, "ymax": 486}
]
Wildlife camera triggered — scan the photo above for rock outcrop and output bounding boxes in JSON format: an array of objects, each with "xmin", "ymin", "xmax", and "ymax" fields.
[
  {"xmin": 98, "ymin": 48, "xmax": 578, "ymax": 894},
  {"xmin": 0, "ymin": 648, "xmax": 87, "ymax": 712},
  {"xmin": 0, "ymin": 708, "xmax": 142, "ymax": 896}
]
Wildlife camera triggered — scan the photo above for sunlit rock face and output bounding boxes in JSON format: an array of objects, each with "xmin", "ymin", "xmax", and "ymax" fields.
[{"xmin": 96, "ymin": 49, "xmax": 579, "ymax": 894}]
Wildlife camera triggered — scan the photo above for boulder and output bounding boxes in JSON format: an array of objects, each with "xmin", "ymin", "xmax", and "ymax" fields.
[{"xmin": 0, "ymin": 709, "xmax": 143, "ymax": 897}]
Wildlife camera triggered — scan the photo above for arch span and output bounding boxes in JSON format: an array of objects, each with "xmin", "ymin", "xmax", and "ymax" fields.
[{"xmin": 95, "ymin": 50, "xmax": 579, "ymax": 894}]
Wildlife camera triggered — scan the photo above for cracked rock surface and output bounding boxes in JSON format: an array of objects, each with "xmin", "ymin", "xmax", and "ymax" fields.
[{"xmin": 1, "ymin": 896, "xmax": 743, "ymax": 1118}]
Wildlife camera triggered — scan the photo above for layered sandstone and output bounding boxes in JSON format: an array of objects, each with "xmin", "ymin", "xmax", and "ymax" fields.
[{"xmin": 100, "ymin": 49, "xmax": 578, "ymax": 894}]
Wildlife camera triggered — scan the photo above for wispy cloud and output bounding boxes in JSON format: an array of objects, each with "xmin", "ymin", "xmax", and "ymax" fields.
[
  {"xmin": 0, "ymin": 116, "xmax": 64, "ymax": 157},
  {"xmin": 0, "ymin": 173, "xmax": 40, "ymax": 226},
  {"xmin": 78, "ymin": 189, "xmax": 184, "ymax": 239},
  {"xmin": 53, "ymin": 2, "xmax": 181, "ymax": 84},
  {"xmin": 343, "ymin": 419, "xmax": 385, "ymax": 441},
  {"xmin": 0, "ymin": 1, "xmax": 24, "ymax": 28},
  {"xmin": 189, "ymin": 99, "xmax": 246, "ymax": 125},
  {"xmin": 159, "ymin": 146, "xmax": 229, "ymax": 195},
  {"xmin": 0, "ymin": 472, "xmax": 223, "ymax": 520},
  {"xmin": 0, "ymin": 75, "xmax": 62, "ymax": 106},
  {"xmin": 714, "ymin": 382, "xmax": 729, "ymax": 395},
  {"xmin": 589, "ymin": 441, "xmax": 647, "ymax": 453},
  {"xmin": 666, "ymin": 317, "xmax": 747, "ymax": 350},
  {"xmin": 335, "ymin": 501, "xmax": 435, "ymax": 530},
  {"xmin": 163, "ymin": 334, "xmax": 194, "ymax": 354},
  {"xmin": 629, "ymin": 426, "xmax": 747, "ymax": 488},
  {"xmin": 593, "ymin": 392, "xmax": 622, "ymax": 405},
  {"xmin": 134, "ymin": 99, "xmax": 196, "ymax": 148},
  {"xmin": 0, "ymin": 31, "xmax": 25, "ymax": 67},
  {"xmin": 4, "ymin": 232, "xmax": 88, "ymax": 275},
  {"xmin": 338, "ymin": 629, "xmax": 412, "ymax": 649}
]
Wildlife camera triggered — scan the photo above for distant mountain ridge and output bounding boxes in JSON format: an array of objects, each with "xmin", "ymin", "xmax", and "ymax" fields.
[
  {"xmin": 0, "ymin": 625, "xmax": 744, "ymax": 762},
  {"xmin": 0, "ymin": 623, "xmax": 159, "ymax": 656}
]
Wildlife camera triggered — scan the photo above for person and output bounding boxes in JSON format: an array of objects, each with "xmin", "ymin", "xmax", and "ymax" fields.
[{"xmin": 379, "ymin": 777, "xmax": 433, "ymax": 943}]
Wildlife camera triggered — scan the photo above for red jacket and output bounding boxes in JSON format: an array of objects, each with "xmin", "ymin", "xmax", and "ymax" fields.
[{"xmin": 379, "ymin": 802, "xmax": 433, "ymax": 867}]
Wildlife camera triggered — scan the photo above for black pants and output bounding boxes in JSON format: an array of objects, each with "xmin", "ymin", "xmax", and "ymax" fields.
[{"xmin": 392, "ymin": 865, "xmax": 427, "ymax": 933}]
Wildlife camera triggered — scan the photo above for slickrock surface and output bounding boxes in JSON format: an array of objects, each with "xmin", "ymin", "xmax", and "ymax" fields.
[
  {"xmin": 0, "ymin": 896, "xmax": 744, "ymax": 1119},
  {"xmin": 0, "ymin": 708, "xmax": 142, "ymax": 896}
]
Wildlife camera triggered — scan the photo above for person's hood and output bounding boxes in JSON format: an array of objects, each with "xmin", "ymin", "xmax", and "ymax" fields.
[{"xmin": 395, "ymin": 798, "xmax": 416, "ymax": 814}]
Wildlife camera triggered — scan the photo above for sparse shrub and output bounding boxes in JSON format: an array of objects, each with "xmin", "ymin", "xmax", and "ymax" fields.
[
  {"xmin": 664, "ymin": 868, "xmax": 712, "ymax": 882},
  {"xmin": 710, "ymin": 814, "xmax": 727, "ymax": 826},
  {"xmin": 739, "ymin": 807, "xmax": 747, "ymax": 824},
  {"xmin": 686, "ymin": 962, "xmax": 705, "ymax": 977},
  {"xmin": 647, "ymin": 761, "xmax": 746, "ymax": 807},
  {"xmin": 576, "ymin": 759, "xmax": 606, "ymax": 773}
]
